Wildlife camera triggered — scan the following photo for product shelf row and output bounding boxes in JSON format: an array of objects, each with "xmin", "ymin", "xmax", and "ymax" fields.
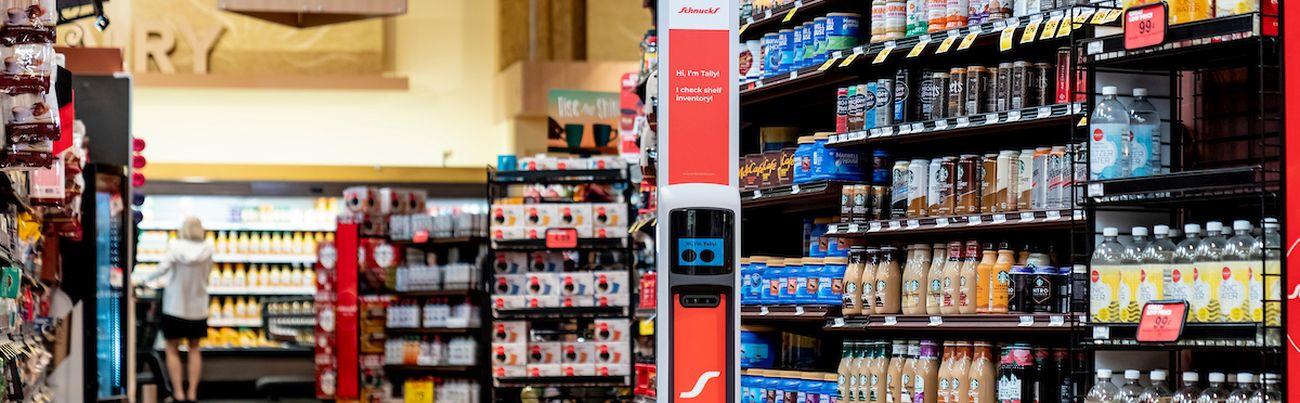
[
  {"xmin": 827, "ymin": 102, "xmax": 1084, "ymax": 148},
  {"xmin": 739, "ymin": 0, "xmax": 847, "ymax": 40},
  {"xmin": 826, "ymin": 208, "xmax": 1083, "ymax": 237},
  {"xmin": 1081, "ymin": 12, "xmax": 1273, "ymax": 69}
]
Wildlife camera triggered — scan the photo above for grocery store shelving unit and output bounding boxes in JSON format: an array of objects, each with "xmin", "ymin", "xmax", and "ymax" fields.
[
  {"xmin": 487, "ymin": 168, "xmax": 637, "ymax": 400},
  {"xmin": 1075, "ymin": 9, "xmax": 1283, "ymax": 390}
]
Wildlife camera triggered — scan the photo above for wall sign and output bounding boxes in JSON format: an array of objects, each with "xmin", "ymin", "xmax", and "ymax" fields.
[{"xmin": 662, "ymin": 0, "xmax": 735, "ymax": 186}]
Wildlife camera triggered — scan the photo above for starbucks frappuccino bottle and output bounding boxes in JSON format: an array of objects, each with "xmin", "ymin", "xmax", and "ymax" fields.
[
  {"xmin": 900, "ymin": 342, "xmax": 920, "ymax": 403},
  {"xmin": 844, "ymin": 247, "xmax": 867, "ymax": 316},
  {"xmin": 958, "ymin": 241, "xmax": 981, "ymax": 314},
  {"xmin": 940, "ymin": 241, "xmax": 963, "ymax": 314},
  {"xmin": 949, "ymin": 342, "xmax": 972, "ymax": 403},
  {"xmin": 875, "ymin": 246, "xmax": 903, "ymax": 314},
  {"xmin": 914, "ymin": 341, "xmax": 940, "ymax": 403},
  {"xmin": 937, "ymin": 342, "xmax": 954, "ymax": 403},
  {"xmin": 886, "ymin": 341, "xmax": 907, "ymax": 403},
  {"xmin": 975, "ymin": 243, "xmax": 997, "ymax": 313},
  {"xmin": 968, "ymin": 342, "xmax": 995, "ymax": 403},
  {"xmin": 859, "ymin": 248, "xmax": 879, "ymax": 316},
  {"xmin": 902, "ymin": 244, "xmax": 931, "ymax": 314},
  {"xmin": 927, "ymin": 243, "xmax": 949, "ymax": 315},
  {"xmin": 990, "ymin": 243, "xmax": 1015, "ymax": 313},
  {"xmin": 839, "ymin": 341, "xmax": 856, "ymax": 401},
  {"xmin": 851, "ymin": 341, "xmax": 871, "ymax": 402}
]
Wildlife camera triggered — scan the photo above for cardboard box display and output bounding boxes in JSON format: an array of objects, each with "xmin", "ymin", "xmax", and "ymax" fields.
[
  {"xmin": 492, "ymin": 343, "xmax": 526, "ymax": 366},
  {"xmin": 491, "ymin": 295, "xmax": 525, "ymax": 310},
  {"xmin": 596, "ymin": 363, "xmax": 632, "ymax": 376},
  {"xmin": 592, "ymin": 271, "xmax": 629, "ymax": 295},
  {"xmin": 524, "ymin": 273, "xmax": 557, "ymax": 296},
  {"xmin": 523, "ymin": 204, "xmax": 558, "ymax": 228},
  {"xmin": 491, "ymin": 227, "xmax": 525, "ymax": 240},
  {"xmin": 527, "ymin": 342, "xmax": 562, "ymax": 364},
  {"xmin": 561, "ymin": 363, "xmax": 597, "ymax": 376},
  {"xmin": 778, "ymin": 148, "xmax": 796, "ymax": 185},
  {"xmin": 593, "ymin": 226, "xmax": 629, "ymax": 239},
  {"xmin": 590, "ymin": 203, "xmax": 626, "ymax": 228},
  {"xmin": 558, "ymin": 272, "xmax": 592, "ymax": 296},
  {"xmin": 378, "ymin": 188, "xmax": 408, "ymax": 214},
  {"xmin": 493, "ymin": 365, "xmax": 526, "ymax": 378},
  {"xmin": 561, "ymin": 342, "xmax": 595, "ymax": 364},
  {"xmin": 492, "ymin": 321, "xmax": 527, "ymax": 344},
  {"xmin": 526, "ymin": 364, "xmax": 562, "ymax": 377},
  {"xmin": 592, "ymin": 319, "xmax": 629, "ymax": 343},
  {"xmin": 559, "ymin": 295, "xmax": 593, "ymax": 308},
  {"xmin": 343, "ymin": 186, "xmax": 378, "ymax": 214},
  {"xmin": 491, "ymin": 205, "xmax": 524, "ymax": 228},
  {"xmin": 593, "ymin": 342, "xmax": 630, "ymax": 364},
  {"xmin": 493, "ymin": 252, "xmax": 526, "ymax": 274},
  {"xmin": 523, "ymin": 296, "xmax": 559, "ymax": 309},
  {"xmin": 493, "ymin": 275, "xmax": 526, "ymax": 295},
  {"xmin": 554, "ymin": 203, "xmax": 591, "ymax": 229},
  {"xmin": 593, "ymin": 293, "xmax": 630, "ymax": 308}
]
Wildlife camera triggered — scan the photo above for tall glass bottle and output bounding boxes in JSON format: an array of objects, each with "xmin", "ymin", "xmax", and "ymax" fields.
[
  {"xmin": 1091, "ymin": 227, "xmax": 1127, "ymax": 323},
  {"xmin": 1083, "ymin": 368, "xmax": 1119, "ymax": 403}
]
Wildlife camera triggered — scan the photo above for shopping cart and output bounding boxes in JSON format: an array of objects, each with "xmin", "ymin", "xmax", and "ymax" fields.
[{"xmin": 134, "ymin": 286, "xmax": 173, "ymax": 401}]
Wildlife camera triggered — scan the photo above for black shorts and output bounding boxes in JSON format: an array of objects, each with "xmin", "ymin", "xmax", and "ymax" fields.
[{"xmin": 160, "ymin": 315, "xmax": 208, "ymax": 341}]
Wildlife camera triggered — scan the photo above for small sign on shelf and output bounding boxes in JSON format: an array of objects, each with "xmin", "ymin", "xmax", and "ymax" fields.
[
  {"xmin": 1135, "ymin": 300, "xmax": 1188, "ymax": 343},
  {"xmin": 1124, "ymin": 2, "xmax": 1167, "ymax": 50}
]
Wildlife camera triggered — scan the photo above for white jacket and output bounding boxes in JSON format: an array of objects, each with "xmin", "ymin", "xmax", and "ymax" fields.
[{"xmin": 148, "ymin": 240, "xmax": 215, "ymax": 320}]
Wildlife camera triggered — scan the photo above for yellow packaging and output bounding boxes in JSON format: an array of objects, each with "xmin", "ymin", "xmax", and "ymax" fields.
[
  {"xmin": 1189, "ymin": 263, "xmax": 1225, "ymax": 323},
  {"xmin": 1215, "ymin": 0, "xmax": 1257, "ymax": 17},
  {"xmin": 1220, "ymin": 260, "xmax": 1258, "ymax": 322},
  {"xmin": 1089, "ymin": 265, "xmax": 1122, "ymax": 323},
  {"xmin": 404, "ymin": 379, "xmax": 435, "ymax": 403},
  {"xmin": 1117, "ymin": 265, "xmax": 1142, "ymax": 323},
  {"xmin": 1168, "ymin": 0, "xmax": 1213, "ymax": 24},
  {"xmin": 1135, "ymin": 263, "xmax": 1165, "ymax": 317},
  {"xmin": 1262, "ymin": 259, "xmax": 1280, "ymax": 325}
]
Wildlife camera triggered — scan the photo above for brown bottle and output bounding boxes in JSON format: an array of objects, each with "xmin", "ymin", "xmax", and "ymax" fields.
[
  {"xmin": 967, "ymin": 343, "xmax": 995, "ymax": 403},
  {"xmin": 939, "ymin": 241, "xmax": 963, "ymax": 315},
  {"xmin": 958, "ymin": 241, "xmax": 981, "ymax": 314},
  {"xmin": 954, "ymin": 155, "xmax": 980, "ymax": 215},
  {"xmin": 927, "ymin": 243, "xmax": 949, "ymax": 315},
  {"xmin": 874, "ymin": 246, "xmax": 903, "ymax": 314}
]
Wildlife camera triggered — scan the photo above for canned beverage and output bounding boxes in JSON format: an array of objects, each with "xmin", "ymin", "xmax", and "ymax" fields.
[
  {"xmin": 989, "ymin": 0, "xmax": 1010, "ymax": 20},
  {"xmin": 906, "ymin": 0, "xmax": 926, "ymax": 36},
  {"xmin": 1055, "ymin": 47, "xmax": 1072, "ymax": 104},
  {"xmin": 1026, "ymin": 0, "xmax": 1042, "ymax": 15},
  {"xmin": 778, "ymin": 29, "xmax": 795, "ymax": 75},
  {"xmin": 1074, "ymin": 142, "xmax": 1087, "ymax": 205},
  {"xmin": 872, "ymin": 0, "xmax": 888, "ymax": 42},
  {"xmin": 826, "ymin": 13, "xmax": 861, "ymax": 51},
  {"xmin": 928, "ymin": 0, "xmax": 949, "ymax": 33},
  {"xmin": 891, "ymin": 161, "xmax": 911, "ymax": 218},
  {"xmin": 966, "ymin": 66, "xmax": 989, "ymax": 115},
  {"xmin": 853, "ymin": 185, "xmax": 871, "ymax": 222},
  {"xmin": 847, "ymin": 85, "xmax": 866, "ymax": 132},
  {"xmin": 1007, "ymin": 265, "xmax": 1034, "ymax": 312},
  {"xmin": 937, "ymin": 157, "xmax": 957, "ymax": 215},
  {"xmin": 886, "ymin": 0, "xmax": 907, "ymax": 39},
  {"xmin": 864, "ymin": 82, "xmax": 879, "ymax": 129},
  {"xmin": 907, "ymin": 158, "xmax": 930, "ymax": 218},
  {"xmin": 763, "ymin": 32, "xmax": 782, "ymax": 78},
  {"xmin": 841, "ymin": 184, "xmax": 856, "ymax": 219},
  {"xmin": 1032, "ymin": 147, "xmax": 1051, "ymax": 209},
  {"xmin": 1011, "ymin": 61, "xmax": 1030, "ymax": 109},
  {"xmin": 927, "ymin": 159, "xmax": 944, "ymax": 215},
  {"xmin": 968, "ymin": 0, "xmax": 989, "ymax": 25},
  {"xmin": 955, "ymin": 154, "xmax": 980, "ymax": 214},
  {"xmin": 948, "ymin": 67, "xmax": 967, "ymax": 117},
  {"xmin": 996, "ymin": 62, "xmax": 1013, "ymax": 111},
  {"xmin": 895, "ymin": 68, "xmax": 915, "ymax": 123},
  {"xmin": 1017, "ymin": 149, "xmax": 1035, "ymax": 211},
  {"xmin": 925, "ymin": 71, "xmax": 949, "ymax": 120},
  {"xmin": 871, "ymin": 185, "xmax": 889, "ymax": 220},
  {"xmin": 986, "ymin": 66, "xmax": 1002, "ymax": 113},
  {"xmin": 999, "ymin": 150, "xmax": 1020, "ymax": 211},
  {"xmin": 836, "ymin": 87, "xmax": 850, "ymax": 133},
  {"xmin": 876, "ymin": 78, "xmax": 895, "ymax": 127},
  {"xmin": 1029, "ymin": 266, "xmax": 1060, "ymax": 313},
  {"xmin": 1034, "ymin": 62, "xmax": 1053, "ymax": 107},
  {"xmin": 998, "ymin": 344, "xmax": 1036, "ymax": 403},
  {"xmin": 946, "ymin": 0, "xmax": 969, "ymax": 29},
  {"xmin": 873, "ymin": 149, "xmax": 893, "ymax": 184},
  {"xmin": 1045, "ymin": 146, "xmax": 1067, "ymax": 208},
  {"xmin": 813, "ymin": 17, "xmax": 829, "ymax": 61},
  {"xmin": 981, "ymin": 153, "xmax": 999, "ymax": 213}
]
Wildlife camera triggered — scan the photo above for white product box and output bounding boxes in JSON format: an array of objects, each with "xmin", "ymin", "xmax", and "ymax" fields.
[
  {"xmin": 378, "ymin": 188, "xmax": 408, "ymax": 214},
  {"xmin": 555, "ymin": 203, "xmax": 592, "ymax": 229},
  {"xmin": 561, "ymin": 342, "xmax": 595, "ymax": 364},
  {"xmin": 493, "ymin": 275, "xmax": 526, "ymax": 295},
  {"xmin": 592, "ymin": 226, "xmax": 629, "ymax": 239},
  {"xmin": 561, "ymin": 363, "xmax": 597, "ymax": 376},
  {"xmin": 558, "ymin": 272, "xmax": 593, "ymax": 296},
  {"xmin": 525, "ymin": 273, "xmax": 558, "ymax": 296},
  {"xmin": 555, "ymin": 158, "xmax": 590, "ymax": 170},
  {"xmin": 491, "ymin": 205, "xmax": 524, "ymax": 228},
  {"xmin": 592, "ymin": 319, "xmax": 630, "ymax": 343},
  {"xmin": 593, "ymin": 342, "xmax": 630, "ymax": 365},
  {"xmin": 493, "ymin": 253, "xmax": 526, "ymax": 274},
  {"xmin": 493, "ymin": 365, "xmax": 526, "ymax": 378},
  {"xmin": 526, "ymin": 364, "xmax": 562, "ymax": 377},
  {"xmin": 492, "ymin": 343, "xmax": 527, "ymax": 366},
  {"xmin": 492, "ymin": 321, "xmax": 528, "ymax": 344},
  {"xmin": 523, "ymin": 296, "xmax": 559, "ymax": 309},
  {"xmin": 560, "ymin": 295, "xmax": 593, "ymax": 308},
  {"xmin": 491, "ymin": 295, "xmax": 525, "ymax": 310},
  {"xmin": 592, "ymin": 293, "xmax": 630, "ymax": 308},
  {"xmin": 528, "ymin": 342, "xmax": 562, "ymax": 364},
  {"xmin": 590, "ymin": 203, "xmax": 627, "ymax": 228},
  {"xmin": 591, "ymin": 271, "xmax": 629, "ymax": 295},
  {"xmin": 523, "ymin": 204, "xmax": 558, "ymax": 228},
  {"xmin": 595, "ymin": 363, "xmax": 632, "ymax": 376},
  {"xmin": 491, "ymin": 227, "xmax": 525, "ymax": 240}
]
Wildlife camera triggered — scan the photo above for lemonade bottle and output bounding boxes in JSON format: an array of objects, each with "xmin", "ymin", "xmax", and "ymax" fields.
[
  {"xmin": 1140, "ymin": 225, "xmax": 1177, "ymax": 311},
  {"xmin": 1168, "ymin": 224, "xmax": 1201, "ymax": 313},
  {"xmin": 1090, "ymin": 227, "xmax": 1126, "ymax": 323},
  {"xmin": 1192, "ymin": 221, "xmax": 1229, "ymax": 322},
  {"xmin": 1120, "ymin": 227, "xmax": 1150, "ymax": 322},
  {"xmin": 1260, "ymin": 218, "xmax": 1281, "ymax": 325},
  {"xmin": 1221, "ymin": 220, "xmax": 1259, "ymax": 322}
]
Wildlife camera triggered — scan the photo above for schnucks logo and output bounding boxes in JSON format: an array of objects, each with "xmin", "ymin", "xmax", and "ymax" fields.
[{"xmin": 679, "ymin": 6, "xmax": 721, "ymax": 14}]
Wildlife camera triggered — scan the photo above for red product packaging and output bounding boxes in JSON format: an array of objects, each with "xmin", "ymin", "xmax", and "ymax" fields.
[
  {"xmin": 836, "ymin": 86, "xmax": 849, "ymax": 133},
  {"xmin": 1055, "ymin": 47, "xmax": 1072, "ymax": 104},
  {"xmin": 638, "ymin": 271, "xmax": 656, "ymax": 310}
]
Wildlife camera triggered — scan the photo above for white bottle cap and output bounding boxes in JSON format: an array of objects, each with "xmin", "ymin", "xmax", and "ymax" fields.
[
  {"xmin": 1104, "ymin": 227, "xmax": 1119, "ymax": 237},
  {"xmin": 1182, "ymin": 371, "xmax": 1199, "ymax": 383},
  {"xmin": 1097, "ymin": 369, "xmax": 1113, "ymax": 378},
  {"xmin": 1132, "ymin": 227, "xmax": 1148, "ymax": 237},
  {"xmin": 1153, "ymin": 225, "xmax": 1170, "ymax": 235},
  {"xmin": 1133, "ymin": 88, "xmax": 1147, "ymax": 97},
  {"xmin": 1209, "ymin": 372, "xmax": 1226, "ymax": 382},
  {"xmin": 1264, "ymin": 219, "xmax": 1279, "ymax": 230},
  {"xmin": 1233, "ymin": 220, "xmax": 1252, "ymax": 232},
  {"xmin": 1150, "ymin": 370, "xmax": 1167, "ymax": 381},
  {"xmin": 1237, "ymin": 373, "xmax": 1254, "ymax": 383},
  {"xmin": 1125, "ymin": 369, "xmax": 1141, "ymax": 380},
  {"xmin": 1262, "ymin": 373, "xmax": 1279, "ymax": 381},
  {"xmin": 1264, "ymin": 217, "xmax": 1278, "ymax": 224},
  {"xmin": 1184, "ymin": 223, "xmax": 1201, "ymax": 234},
  {"xmin": 1206, "ymin": 221, "xmax": 1223, "ymax": 232},
  {"xmin": 1102, "ymin": 86, "xmax": 1118, "ymax": 95}
]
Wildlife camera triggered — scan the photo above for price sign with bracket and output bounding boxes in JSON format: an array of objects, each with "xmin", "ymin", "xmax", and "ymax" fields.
[
  {"xmin": 1124, "ymin": 2, "xmax": 1168, "ymax": 50},
  {"xmin": 1135, "ymin": 300, "xmax": 1188, "ymax": 343},
  {"xmin": 545, "ymin": 228, "xmax": 579, "ymax": 249}
]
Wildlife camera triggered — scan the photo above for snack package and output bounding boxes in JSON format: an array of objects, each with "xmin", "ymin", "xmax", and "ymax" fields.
[
  {"xmin": 0, "ymin": 43, "xmax": 50, "ymax": 93},
  {"xmin": 2, "ymin": 140, "xmax": 51, "ymax": 170},
  {"xmin": 3, "ymin": 92, "xmax": 56, "ymax": 142},
  {"xmin": 0, "ymin": 0, "xmax": 55, "ymax": 46}
]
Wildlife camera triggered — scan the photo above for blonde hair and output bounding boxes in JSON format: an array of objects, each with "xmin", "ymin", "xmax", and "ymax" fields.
[{"xmin": 179, "ymin": 217, "xmax": 205, "ymax": 241}]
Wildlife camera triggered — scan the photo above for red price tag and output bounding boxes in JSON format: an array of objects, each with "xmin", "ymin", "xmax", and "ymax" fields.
[
  {"xmin": 545, "ymin": 228, "xmax": 579, "ymax": 249},
  {"xmin": 412, "ymin": 230, "xmax": 429, "ymax": 243},
  {"xmin": 1135, "ymin": 300, "xmax": 1188, "ymax": 343},
  {"xmin": 1124, "ymin": 2, "xmax": 1167, "ymax": 50}
]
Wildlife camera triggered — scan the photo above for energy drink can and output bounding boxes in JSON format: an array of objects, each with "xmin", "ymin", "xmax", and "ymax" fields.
[
  {"xmin": 1034, "ymin": 62, "xmax": 1053, "ymax": 107},
  {"xmin": 1011, "ymin": 61, "xmax": 1030, "ymax": 110},
  {"xmin": 837, "ymin": 87, "xmax": 850, "ymax": 133},
  {"xmin": 996, "ymin": 62, "xmax": 1013, "ymax": 111},
  {"xmin": 876, "ymin": 78, "xmax": 895, "ymax": 127},
  {"xmin": 895, "ymin": 68, "xmax": 915, "ymax": 124},
  {"xmin": 1055, "ymin": 47, "xmax": 1072, "ymax": 104},
  {"xmin": 864, "ymin": 82, "xmax": 879, "ymax": 129}
]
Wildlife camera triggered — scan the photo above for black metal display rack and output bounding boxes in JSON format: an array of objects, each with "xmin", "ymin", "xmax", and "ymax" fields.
[
  {"xmin": 1075, "ymin": 6, "xmax": 1284, "ymax": 394},
  {"xmin": 486, "ymin": 167, "xmax": 638, "ymax": 401}
]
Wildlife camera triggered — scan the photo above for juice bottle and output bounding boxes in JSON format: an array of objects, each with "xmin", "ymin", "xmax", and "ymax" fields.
[
  {"xmin": 914, "ymin": 341, "xmax": 940, "ymax": 403},
  {"xmin": 875, "ymin": 247, "xmax": 903, "ymax": 314},
  {"xmin": 900, "ymin": 342, "xmax": 920, "ymax": 403},
  {"xmin": 990, "ymin": 243, "xmax": 1015, "ymax": 313},
  {"xmin": 860, "ymin": 248, "xmax": 880, "ymax": 316},
  {"xmin": 1090, "ymin": 228, "xmax": 1126, "ymax": 322},
  {"xmin": 937, "ymin": 343, "xmax": 953, "ymax": 403},
  {"xmin": 931, "ymin": 243, "xmax": 953, "ymax": 315},
  {"xmin": 967, "ymin": 342, "xmax": 994, "ymax": 403},
  {"xmin": 1221, "ymin": 220, "xmax": 1259, "ymax": 322},
  {"xmin": 886, "ymin": 341, "xmax": 907, "ymax": 403},
  {"xmin": 903, "ymin": 244, "xmax": 932, "ymax": 314},
  {"xmin": 1192, "ymin": 221, "xmax": 1229, "ymax": 322},
  {"xmin": 1168, "ymin": 224, "xmax": 1201, "ymax": 314},
  {"xmin": 975, "ymin": 243, "xmax": 996, "ymax": 313},
  {"xmin": 844, "ymin": 249, "xmax": 867, "ymax": 316},
  {"xmin": 1120, "ymin": 227, "xmax": 1151, "ymax": 322},
  {"xmin": 949, "ymin": 342, "xmax": 971, "ymax": 403},
  {"xmin": 958, "ymin": 240, "xmax": 980, "ymax": 314},
  {"xmin": 939, "ymin": 241, "xmax": 962, "ymax": 315},
  {"xmin": 1141, "ymin": 225, "xmax": 1177, "ymax": 314}
]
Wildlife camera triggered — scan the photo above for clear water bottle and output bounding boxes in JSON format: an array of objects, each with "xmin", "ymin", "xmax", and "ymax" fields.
[
  {"xmin": 1090, "ymin": 85, "xmax": 1131, "ymax": 180},
  {"xmin": 1137, "ymin": 370, "xmax": 1174, "ymax": 403},
  {"xmin": 1197, "ymin": 372, "xmax": 1229, "ymax": 403},
  {"xmin": 1117, "ymin": 369, "xmax": 1145, "ymax": 402},
  {"xmin": 1127, "ymin": 87, "xmax": 1161, "ymax": 177},
  {"xmin": 1173, "ymin": 371, "xmax": 1201, "ymax": 403},
  {"xmin": 1085, "ymin": 369, "xmax": 1120, "ymax": 403},
  {"xmin": 1226, "ymin": 373, "xmax": 1256, "ymax": 403},
  {"xmin": 1249, "ymin": 373, "xmax": 1281, "ymax": 402}
]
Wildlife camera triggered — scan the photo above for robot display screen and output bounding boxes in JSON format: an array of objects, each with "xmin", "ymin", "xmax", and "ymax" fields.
[{"xmin": 669, "ymin": 208, "xmax": 733, "ymax": 275}]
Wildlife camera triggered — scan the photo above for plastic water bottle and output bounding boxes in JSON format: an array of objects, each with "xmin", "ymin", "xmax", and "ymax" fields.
[
  {"xmin": 1090, "ymin": 86, "xmax": 1130, "ymax": 180},
  {"xmin": 1128, "ymin": 88, "xmax": 1161, "ymax": 177},
  {"xmin": 1084, "ymin": 368, "xmax": 1119, "ymax": 403}
]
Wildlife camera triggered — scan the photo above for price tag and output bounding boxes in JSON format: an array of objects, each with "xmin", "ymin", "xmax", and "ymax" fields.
[
  {"xmin": 1045, "ymin": 210, "xmax": 1062, "ymax": 221},
  {"xmin": 993, "ymin": 19, "xmax": 1007, "ymax": 31},
  {"xmin": 839, "ymin": 48, "xmax": 864, "ymax": 67},
  {"xmin": 985, "ymin": 113, "xmax": 999, "ymax": 124},
  {"xmin": 782, "ymin": 2, "xmax": 801, "ymax": 22},
  {"xmin": 967, "ymin": 215, "xmax": 983, "ymax": 225},
  {"xmin": 755, "ymin": 80, "xmax": 765, "ymax": 89},
  {"xmin": 849, "ymin": 131, "xmax": 867, "ymax": 141},
  {"xmin": 832, "ymin": 317, "xmax": 847, "ymax": 327},
  {"xmin": 828, "ymin": 224, "xmax": 841, "ymax": 234},
  {"xmin": 833, "ymin": 51, "xmax": 844, "ymax": 59},
  {"xmin": 1136, "ymin": 301, "xmax": 1189, "ymax": 342},
  {"xmin": 794, "ymin": 306, "xmax": 806, "ymax": 315},
  {"xmin": 888, "ymin": 221, "xmax": 902, "ymax": 230},
  {"xmin": 818, "ymin": 56, "xmax": 841, "ymax": 71},
  {"xmin": 1049, "ymin": 315, "xmax": 1066, "ymax": 326},
  {"xmin": 545, "ymin": 228, "xmax": 579, "ymax": 249},
  {"xmin": 955, "ymin": 117, "xmax": 971, "ymax": 128},
  {"xmin": 992, "ymin": 214, "xmax": 1007, "ymax": 224},
  {"xmin": 740, "ymin": 22, "xmax": 751, "ymax": 35},
  {"xmin": 1037, "ymin": 105, "xmax": 1052, "ymax": 118},
  {"xmin": 413, "ymin": 230, "xmax": 430, "ymax": 243},
  {"xmin": 929, "ymin": 316, "xmax": 944, "ymax": 326},
  {"xmin": 999, "ymin": 21, "xmax": 1019, "ymax": 51},
  {"xmin": 934, "ymin": 217, "xmax": 949, "ymax": 227},
  {"xmin": 934, "ymin": 119, "xmax": 950, "ymax": 130},
  {"xmin": 906, "ymin": 219, "xmax": 920, "ymax": 229},
  {"xmin": 1103, "ymin": 8, "xmax": 1125, "ymax": 23},
  {"xmin": 1019, "ymin": 315, "xmax": 1035, "ymax": 326},
  {"xmin": 1055, "ymin": 15, "xmax": 1074, "ymax": 38},
  {"xmin": 1093, "ymin": 325, "xmax": 1110, "ymax": 340},
  {"xmin": 753, "ymin": 189, "xmax": 764, "ymax": 200},
  {"xmin": 789, "ymin": 71, "xmax": 799, "ymax": 81},
  {"xmin": 765, "ymin": 9, "xmax": 772, "ymax": 18},
  {"xmin": 760, "ymin": 306, "xmax": 770, "ymax": 316},
  {"xmin": 1073, "ymin": 210, "xmax": 1085, "ymax": 220},
  {"xmin": 1020, "ymin": 17, "xmax": 1042, "ymax": 44},
  {"xmin": 910, "ymin": 122, "xmax": 925, "ymax": 133},
  {"xmin": 791, "ymin": 184, "xmax": 802, "ymax": 194},
  {"xmin": 1087, "ymin": 182, "xmax": 1104, "ymax": 197},
  {"xmin": 869, "ymin": 128, "xmax": 884, "ymax": 138},
  {"xmin": 908, "ymin": 36, "xmax": 931, "ymax": 58},
  {"xmin": 898, "ymin": 124, "xmax": 913, "ymax": 135},
  {"xmin": 936, "ymin": 30, "xmax": 960, "ymax": 54},
  {"xmin": 883, "ymin": 316, "xmax": 898, "ymax": 326},
  {"xmin": 957, "ymin": 27, "xmax": 982, "ymax": 51},
  {"xmin": 848, "ymin": 223, "xmax": 860, "ymax": 233},
  {"xmin": 873, "ymin": 42, "xmax": 896, "ymax": 64},
  {"xmin": 1073, "ymin": 102, "xmax": 1084, "ymax": 114},
  {"xmin": 1073, "ymin": 8, "xmax": 1096, "ymax": 24},
  {"xmin": 1040, "ymin": 15, "xmax": 1063, "ymax": 40},
  {"xmin": 868, "ymin": 222, "xmax": 882, "ymax": 232},
  {"xmin": 1020, "ymin": 212, "xmax": 1035, "ymax": 222},
  {"xmin": 1007, "ymin": 110, "xmax": 1021, "ymax": 122},
  {"xmin": 1124, "ymin": 3, "xmax": 1167, "ymax": 50}
]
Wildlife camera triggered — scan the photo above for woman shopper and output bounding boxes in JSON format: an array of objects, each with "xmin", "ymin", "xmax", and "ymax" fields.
[{"xmin": 144, "ymin": 217, "xmax": 214, "ymax": 403}]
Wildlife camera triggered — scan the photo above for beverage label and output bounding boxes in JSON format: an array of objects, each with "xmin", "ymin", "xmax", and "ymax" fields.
[
  {"xmin": 1089, "ymin": 264, "xmax": 1120, "ymax": 322},
  {"xmin": 1221, "ymin": 260, "xmax": 1255, "ymax": 322},
  {"xmin": 1263, "ymin": 259, "xmax": 1280, "ymax": 325},
  {"xmin": 1118, "ymin": 264, "xmax": 1141, "ymax": 323},
  {"xmin": 1136, "ymin": 264, "xmax": 1165, "ymax": 310},
  {"xmin": 1089, "ymin": 123, "xmax": 1128, "ymax": 180},
  {"xmin": 1129, "ymin": 123, "xmax": 1157, "ymax": 177},
  {"xmin": 1188, "ymin": 264, "xmax": 1222, "ymax": 322}
]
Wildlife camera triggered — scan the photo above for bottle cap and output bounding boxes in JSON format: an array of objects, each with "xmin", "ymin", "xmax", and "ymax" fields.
[
  {"xmin": 1102, "ymin": 86, "xmax": 1118, "ymax": 95},
  {"xmin": 1133, "ymin": 88, "xmax": 1147, "ymax": 97},
  {"xmin": 1103, "ymin": 227, "xmax": 1119, "ymax": 237},
  {"xmin": 1237, "ymin": 372, "xmax": 1254, "ymax": 383},
  {"xmin": 1125, "ymin": 370, "xmax": 1141, "ymax": 380},
  {"xmin": 1149, "ymin": 370, "xmax": 1167, "ymax": 381},
  {"xmin": 1132, "ymin": 227, "xmax": 1148, "ymax": 237},
  {"xmin": 1097, "ymin": 369, "xmax": 1113, "ymax": 378},
  {"xmin": 1208, "ymin": 372, "xmax": 1225, "ymax": 382},
  {"xmin": 1182, "ymin": 371, "xmax": 1199, "ymax": 382},
  {"xmin": 1233, "ymin": 220, "xmax": 1252, "ymax": 232},
  {"xmin": 1262, "ymin": 373, "xmax": 1279, "ymax": 381},
  {"xmin": 1153, "ymin": 225, "xmax": 1170, "ymax": 235},
  {"xmin": 1206, "ymin": 221, "xmax": 1223, "ymax": 232},
  {"xmin": 1184, "ymin": 223, "xmax": 1201, "ymax": 234}
]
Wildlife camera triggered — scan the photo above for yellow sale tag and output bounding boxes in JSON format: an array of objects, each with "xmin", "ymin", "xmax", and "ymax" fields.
[
  {"xmin": 999, "ymin": 23, "xmax": 1018, "ymax": 51},
  {"xmin": 640, "ymin": 318, "xmax": 655, "ymax": 335},
  {"xmin": 818, "ymin": 56, "xmax": 840, "ymax": 71},
  {"xmin": 873, "ymin": 43, "xmax": 896, "ymax": 64},
  {"xmin": 839, "ymin": 51, "xmax": 862, "ymax": 67},
  {"xmin": 1020, "ymin": 18, "xmax": 1041, "ymax": 44},
  {"xmin": 936, "ymin": 33, "xmax": 960, "ymax": 53},
  {"xmin": 957, "ymin": 29, "xmax": 981, "ymax": 50},
  {"xmin": 1056, "ymin": 17, "xmax": 1073, "ymax": 37},
  {"xmin": 1078, "ymin": 116, "xmax": 1089, "ymax": 127},
  {"xmin": 907, "ymin": 37, "xmax": 931, "ymax": 58},
  {"xmin": 740, "ymin": 22, "xmax": 751, "ymax": 35},
  {"xmin": 1090, "ymin": 9, "xmax": 1111, "ymax": 24},
  {"xmin": 783, "ymin": 4, "xmax": 800, "ymax": 22},
  {"xmin": 1073, "ymin": 9, "xmax": 1096, "ymax": 24},
  {"xmin": 404, "ymin": 380, "xmax": 435, "ymax": 403},
  {"xmin": 1102, "ymin": 9, "xmax": 1124, "ymax": 23},
  {"xmin": 1040, "ymin": 16, "xmax": 1062, "ymax": 40}
]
